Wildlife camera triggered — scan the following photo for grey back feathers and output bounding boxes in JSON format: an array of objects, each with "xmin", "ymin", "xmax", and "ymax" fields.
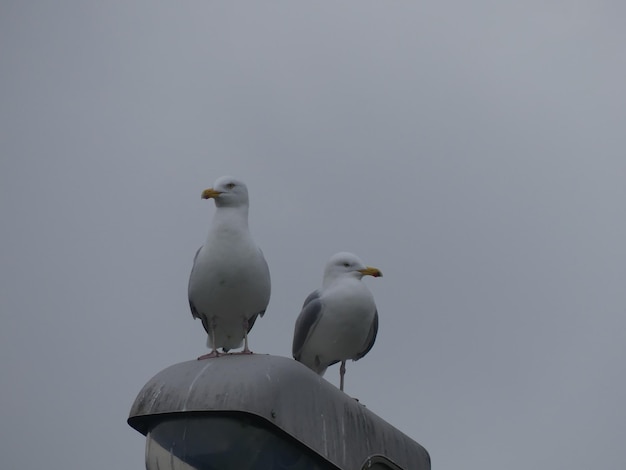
[
  {"xmin": 292, "ymin": 290, "xmax": 322, "ymax": 362},
  {"xmin": 355, "ymin": 310, "xmax": 379, "ymax": 360}
]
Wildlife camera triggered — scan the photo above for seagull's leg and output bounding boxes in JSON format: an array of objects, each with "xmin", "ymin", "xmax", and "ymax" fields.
[
  {"xmin": 241, "ymin": 318, "xmax": 253, "ymax": 354},
  {"xmin": 197, "ymin": 350, "xmax": 219, "ymax": 360},
  {"xmin": 242, "ymin": 322, "xmax": 251, "ymax": 354},
  {"xmin": 339, "ymin": 360, "xmax": 347, "ymax": 391},
  {"xmin": 197, "ymin": 317, "xmax": 221, "ymax": 360},
  {"xmin": 232, "ymin": 317, "xmax": 254, "ymax": 354}
]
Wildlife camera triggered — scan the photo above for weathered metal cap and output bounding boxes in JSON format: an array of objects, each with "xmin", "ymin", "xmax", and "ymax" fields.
[{"xmin": 128, "ymin": 354, "xmax": 430, "ymax": 470}]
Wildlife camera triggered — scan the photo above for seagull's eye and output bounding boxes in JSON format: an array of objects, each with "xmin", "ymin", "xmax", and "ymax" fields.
[
  {"xmin": 343, "ymin": 262, "xmax": 350, "ymax": 267},
  {"xmin": 226, "ymin": 183, "xmax": 236, "ymax": 189}
]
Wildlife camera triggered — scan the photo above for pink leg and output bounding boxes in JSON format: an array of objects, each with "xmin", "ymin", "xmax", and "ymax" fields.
[
  {"xmin": 197, "ymin": 317, "xmax": 221, "ymax": 360},
  {"xmin": 231, "ymin": 318, "xmax": 254, "ymax": 355},
  {"xmin": 197, "ymin": 350, "xmax": 220, "ymax": 360},
  {"xmin": 242, "ymin": 318, "xmax": 252, "ymax": 354}
]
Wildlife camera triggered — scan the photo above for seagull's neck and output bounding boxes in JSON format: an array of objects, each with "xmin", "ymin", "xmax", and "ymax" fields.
[
  {"xmin": 322, "ymin": 273, "xmax": 360, "ymax": 290},
  {"xmin": 209, "ymin": 205, "xmax": 250, "ymax": 236}
]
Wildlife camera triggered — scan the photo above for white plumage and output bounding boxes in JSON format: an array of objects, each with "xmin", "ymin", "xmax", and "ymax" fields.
[
  {"xmin": 188, "ymin": 176, "xmax": 271, "ymax": 358},
  {"xmin": 292, "ymin": 252, "xmax": 381, "ymax": 391}
]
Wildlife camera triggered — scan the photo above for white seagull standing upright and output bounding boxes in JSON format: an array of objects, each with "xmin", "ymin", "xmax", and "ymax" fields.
[
  {"xmin": 292, "ymin": 252, "xmax": 382, "ymax": 391},
  {"xmin": 188, "ymin": 176, "xmax": 271, "ymax": 359}
]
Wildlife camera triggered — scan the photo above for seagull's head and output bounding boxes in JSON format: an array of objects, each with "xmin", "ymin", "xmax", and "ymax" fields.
[
  {"xmin": 323, "ymin": 252, "xmax": 382, "ymax": 285},
  {"xmin": 201, "ymin": 176, "xmax": 249, "ymax": 208}
]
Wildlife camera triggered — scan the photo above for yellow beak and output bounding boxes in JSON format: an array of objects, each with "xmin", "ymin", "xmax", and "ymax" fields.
[
  {"xmin": 201, "ymin": 188, "xmax": 222, "ymax": 199},
  {"xmin": 359, "ymin": 266, "xmax": 383, "ymax": 278}
]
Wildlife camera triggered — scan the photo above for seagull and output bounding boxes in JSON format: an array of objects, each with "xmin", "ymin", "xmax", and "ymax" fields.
[
  {"xmin": 292, "ymin": 252, "xmax": 382, "ymax": 391},
  {"xmin": 188, "ymin": 176, "xmax": 271, "ymax": 359}
]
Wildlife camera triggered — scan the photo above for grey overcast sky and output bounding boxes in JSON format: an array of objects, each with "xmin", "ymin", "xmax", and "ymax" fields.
[{"xmin": 1, "ymin": 2, "xmax": 625, "ymax": 469}]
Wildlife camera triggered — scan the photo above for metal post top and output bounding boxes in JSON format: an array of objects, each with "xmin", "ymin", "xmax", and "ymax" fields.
[{"xmin": 128, "ymin": 354, "xmax": 430, "ymax": 470}]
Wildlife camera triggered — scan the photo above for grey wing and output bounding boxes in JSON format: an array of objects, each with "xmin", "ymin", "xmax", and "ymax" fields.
[
  {"xmin": 235, "ymin": 246, "xmax": 269, "ymax": 331},
  {"xmin": 292, "ymin": 290, "xmax": 322, "ymax": 361},
  {"xmin": 192, "ymin": 246, "xmax": 202, "ymax": 265},
  {"xmin": 257, "ymin": 247, "xmax": 271, "ymax": 318},
  {"xmin": 301, "ymin": 290, "xmax": 320, "ymax": 309},
  {"xmin": 188, "ymin": 246, "xmax": 203, "ymax": 320},
  {"xmin": 355, "ymin": 310, "xmax": 379, "ymax": 360},
  {"xmin": 246, "ymin": 308, "xmax": 265, "ymax": 332}
]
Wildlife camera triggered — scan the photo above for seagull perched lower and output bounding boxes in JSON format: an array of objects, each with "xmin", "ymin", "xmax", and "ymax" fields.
[
  {"xmin": 292, "ymin": 252, "xmax": 382, "ymax": 391},
  {"xmin": 188, "ymin": 176, "xmax": 271, "ymax": 359}
]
